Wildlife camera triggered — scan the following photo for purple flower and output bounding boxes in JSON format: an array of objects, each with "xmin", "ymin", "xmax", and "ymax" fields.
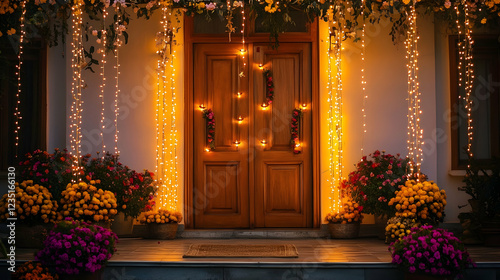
[
  {"xmin": 434, "ymin": 251, "xmax": 441, "ymax": 260},
  {"xmin": 409, "ymin": 266, "xmax": 416, "ymax": 273},
  {"xmin": 419, "ymin": 263, "xmax": 426, "ymax": 270}
]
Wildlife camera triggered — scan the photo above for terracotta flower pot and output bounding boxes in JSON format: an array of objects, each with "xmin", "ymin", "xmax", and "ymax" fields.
[
  {"xmin": 328, "ymin": 222, "xmax": 360, "ymax": 239},
  {"xmin": 145, "ymin": 223, "xmax": 178, "ymax": 239},
  {"xmin": 110, "ymin": 212, "xmax": 134, "ymax": 237}
]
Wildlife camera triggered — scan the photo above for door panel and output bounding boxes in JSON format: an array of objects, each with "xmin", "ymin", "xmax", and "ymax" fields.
[
  {"xmin": 265, "ymin": 163, "xmax": 303, "ymax": 213},
  {"xmin": 193, "ymin": 43, "xmax": 312, "ymax": 228},
  {"xmin": 254, "ymin": 43, "xmax": 312, "ymax": 228},
  {"xmin": 193, "ymin": 44, "xmax": 249, "ymax": 228}
]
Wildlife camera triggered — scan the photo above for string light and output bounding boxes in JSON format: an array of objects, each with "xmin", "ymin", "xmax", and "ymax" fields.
[
  {"xmin": 326, "ymin": 2, "xmax": 344, "ymax": 213},
  {"xmin": 69, "ymin": 0, "xmax": 85, "ymax": 182},
  {"xmin": 14, "ymin": 0, "xmax": 27, "ymax": 158},
  {"xmin": 463, "ymin": 1, "xmax": 474, "ymax": 168},
  {"xmin": 360, "ymin": 0, "xmax": 368, "ymax": 158},
  {"xmin": 113, "ymin": 3, "xmax": 122, "ymax": 155},
  {"xmin": 405, "ymin": 0, "xmax": 423, "ymax": 178},
  {"xmin": 99, "ymin": 5, "xmax": 108, "ymax": 158},
  {"xmin": 155, "ymin": 3, "xmax": 178, "ymax": 211},
  {"xmin": 168, "ymin": 7, "xmax": 179, "ymax": 211}
]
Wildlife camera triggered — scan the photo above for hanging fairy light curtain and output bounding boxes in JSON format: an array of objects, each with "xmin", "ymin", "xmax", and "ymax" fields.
[
  {"xmin": 99, "ymin": 4, "xmax": 109, "ymax": 158},
  {"xmin": 14, "ymin": 0, "xmax": 27, "ymax": 159},
  {"xmin": 69, "ymin": 0, "xmax": 85, "ymax": 181},
  {"xmin": 327, "ymin": 2, "xmax": 345, "ymax": 213},
  {"xmin": 405, "ymin": 0, "xmax": 423, "ymax": 178},
  {"xmin": 455, "ymin": 0, "xmax": 474, "ymax": 168},
  {"xmin": 113, "ymin": 2, "xmax": 124, "ymax": 155},
  {"xmin": 155, "ymin": 3, "xmax": 178, "ymax": 211},
  {"xmin": 360, "ymin": 0, "xmax": 368, "ymax": 158}
]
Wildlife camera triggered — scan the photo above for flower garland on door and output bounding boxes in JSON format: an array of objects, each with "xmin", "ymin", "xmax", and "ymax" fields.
[
  {"xmin": 202, "ymin": 108, "xmax": 215, "ymax": 150},
  {"xmin": 291, "ymin": 108, "xmax": 303, "ymax": 154},
  {"xmin": 263, "ymin": 69, "xmax": 274, "ymax": 105}
]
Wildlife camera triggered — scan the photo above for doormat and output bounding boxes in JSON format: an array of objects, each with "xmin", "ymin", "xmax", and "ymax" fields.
[{"xmin": 183, "ymin": 244, "xmax": 299, "ymax": 258}]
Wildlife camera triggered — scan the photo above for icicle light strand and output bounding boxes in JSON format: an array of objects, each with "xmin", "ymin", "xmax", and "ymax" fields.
[
  {"xmin": 99, "ymin": 6, "xmax": 108, "ymax": 158},
  {"xmin": 464, "ymin": 1, "xmax": 474, "ymax": 168},
  {"xmin": 405, "ymin": 1, "xmax": 423, "ymax": 178},
  {"xmin": 360, "ymin": 0, "xmax": 367, "ymax": 158},
  {"xmin": 14, "ymin": 0, "xmax": 27, "ymax": 158},
  {"xmin": 70, "ymin": 0, "xmax": 85, "ymax": 182},
  {"xmin": 113, "ymin": 4, "xmax": 122, "ymax": 155}
]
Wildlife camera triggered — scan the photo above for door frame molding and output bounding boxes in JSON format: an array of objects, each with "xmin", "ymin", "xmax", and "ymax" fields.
[{"xmin": 183, "ymin": 16, "xmax": 320, "ymax": 229}]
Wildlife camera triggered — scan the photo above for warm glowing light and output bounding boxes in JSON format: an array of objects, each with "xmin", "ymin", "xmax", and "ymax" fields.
[
  {"xmin": 234, "ymin": 140, "xmax": 240, "ymax": 147},
  {"xmin": 237, "ymin": 92, "xmax": 242, "ymax": 98},
  {"xmin": 113, "ymin": 3, "xmax": 122, "ymax": 155},
  {"xmin": 14, "ymin": 0, "xmax": 27, "ymax": 158},
  {"xmin": 199, "ymin": 104, "xmax": 206, "ymax": 110},
  {"xmin": 301, "ymin": 103, "xmax": 307, "ymax": 110},
  {"xmin": 258, "ymin": 64, "xmax": 263, "ymax": 70},
  {"xmin": 155, "ymin": 4, "xmax": 179, "ymax": 211},
  {"xmin": 405, "ymin": 1, "xmax": 423, "ymax": 178},
  {"xmin": 69, "ymin": 0, "xmax": 85, "ymax": 182},
  {"xmin": 360, "ymin": 0, "xmax": 368, "ymax": 157},
  {"xmin": 261, "ymin": 139, "xmax": 267, "ymax": 145},
  {"xmin": 326, "ymin": 4, "xmax": 344, "ymax": 213},
  {"xmin": 261, "ymin": 102, "xmax": 269, "ymax": 109},
  {"xmin": 464, "ymin": 2, "xmax": 474, "ymax": 168},
  {"xmin": 237, "ymin": 116, "xmax": 243, "ymax": 123},
  {"xmin": 99, "ymin": 5, "xmax": 108, "ymax": 158},
  {"xmin": 205, "ymin": 148, "xmax": 210, "ymax": 152}
]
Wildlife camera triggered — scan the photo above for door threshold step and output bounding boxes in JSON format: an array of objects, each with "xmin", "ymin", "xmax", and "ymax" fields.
[{"xmin": 179, "ymin": 228, "xmax": 327, "ymax": 239}]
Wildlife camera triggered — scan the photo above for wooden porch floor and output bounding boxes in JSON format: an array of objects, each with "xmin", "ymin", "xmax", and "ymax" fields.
[
  {"xmin": 9, "ymin": 237, "xmax": 500, "ymax": 280},
  {"xmin": 15, "ymin": 237, "xmax": 500, "ymax": 263}
]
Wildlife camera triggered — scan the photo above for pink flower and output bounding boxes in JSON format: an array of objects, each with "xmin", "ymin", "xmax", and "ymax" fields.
[{"xmin": 206, "ymin": 2, "xmax": 216, "ymax": 10}]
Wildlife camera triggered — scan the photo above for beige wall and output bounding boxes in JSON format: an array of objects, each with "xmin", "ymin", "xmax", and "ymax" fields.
[{"xmin": 49, "ymin": 10, "xmax": 467, "ymax": 224}]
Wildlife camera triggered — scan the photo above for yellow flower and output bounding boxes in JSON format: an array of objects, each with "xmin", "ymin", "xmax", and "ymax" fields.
[
  {"xmin": 403, "ymin": 0, "xmax": 410, "ymax": 4},
  {"xmin": 7, "ymin": 28, "xmax": 16, "ymax": 36},
  {"xmin": 481, "ymin": 18, "xmax": 487, "ymax": 24}
]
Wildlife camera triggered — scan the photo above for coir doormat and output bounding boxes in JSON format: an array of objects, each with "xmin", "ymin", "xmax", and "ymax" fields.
[{"xmin": 183, "ymin": 244, "xmax": 299, "ymax": 258}]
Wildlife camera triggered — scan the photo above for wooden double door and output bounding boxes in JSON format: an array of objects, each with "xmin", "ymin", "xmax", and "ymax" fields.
[{"xmin": 192, "ymin": 43, "xmax": 313, "ymax": 228}]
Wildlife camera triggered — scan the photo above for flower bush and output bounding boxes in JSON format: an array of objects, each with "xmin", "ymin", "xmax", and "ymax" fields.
[
  {"xmin": 0, "ymin": 181, "xmax": 59, "ymax": 225},
  {"xmin": 389, "ymin": 225, "xmax": 475, "ymax": 278},
  {"xmin": 389, "ymin": 180, "xmax": 447, "ymax": 225},
  {"xmin": 385, "ymin": 216, "xmax": 420, "ymax": 243},
  {"xmin": 59, "ymin": 181, "xmax": 118, "ymax": 223},
  {"xmin": 18, "ymin": 149, "xmax": 74, "ymax": 201},
  {"xmin": 348, "ymin": 150, "xmax": 411, "ymax": 217},
  {"xmin": 11, "ymin": 261, "xmax": 58, "ymax": 280},
  {"xmin": 36, "ymin": 219, "xmax": 118, "ymax": 276},
  {"xmin": 325, "ymin": 196, "xmax": 363, "ymax": 224},
  {"xmin": 139, "ymin": 209, "xmax": 183, "ymax": 224},
  {"xmin": 83, "ymin": 152, "xmax": 156, "ymax": 218}
]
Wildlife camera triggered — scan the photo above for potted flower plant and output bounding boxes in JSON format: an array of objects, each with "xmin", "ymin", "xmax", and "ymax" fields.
[
  {"xmin": 385, "ymin": 216, "xmax": 420, "ymax": 244},
  {"xmin": 59, "ymin": 181, "xmax": 118, "ymax": 226},
  {"xmin": 389, "ymin": 180, "xmax": 447, "ymax": 225},
  {"xmin": 325, "ymin": 195, "xmax": 363, "ymax": 238},
  {"xmin": 0, "ymin": 181, "xmax": 60, "ymax": 248},
  {"xmin": 459, "ymin": 157, "xmax": 500, "ymax": 246},
  {"xmin": 36, "ymin": 219, "xmax": 118, "ymax": 280},
  {"xmin": 18, "ymin": 149, "xmax": 74, "ymax": 201},
  {"xmin": 139, "ymin": 209, "xmax": 182, "ymax": 239},
  {"xmin": 389, "ymin": 225, "xmax": 475, "ymax": 280},
  {"xmin": 83, "ymin": 153, "xmax": 157, "ymax": 236},
  {"xmin": 349, "ymin": 150, "xmax": 411, "ymax": 217},
  {"xmin": 12, "ymin": 261, "xmax": 58, "ymax": 280}
]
